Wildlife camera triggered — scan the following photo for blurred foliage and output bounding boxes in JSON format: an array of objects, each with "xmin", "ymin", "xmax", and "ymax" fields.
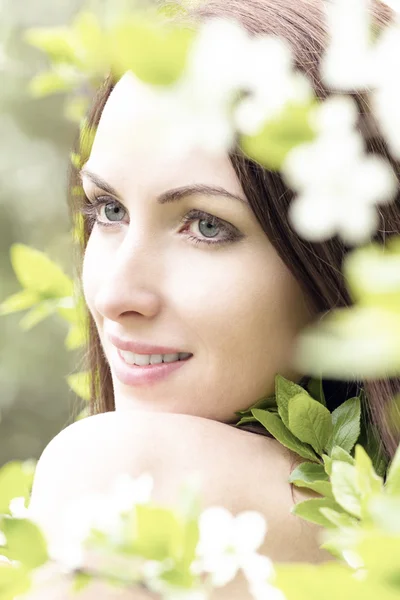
[{"xmin": 0, "ymin": 0, "xmax": 90, "ymax": 467}]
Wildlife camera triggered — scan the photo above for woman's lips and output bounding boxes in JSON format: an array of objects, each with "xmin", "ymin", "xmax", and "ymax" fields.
[{"xmin": 112, "ymin": 348, "xmax": 193, "ymax": 386}]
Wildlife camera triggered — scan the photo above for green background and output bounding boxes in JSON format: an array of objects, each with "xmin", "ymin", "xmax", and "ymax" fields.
[{"xmin": 0, "ymin": 0, "xmax": 86, "ymax": 466}]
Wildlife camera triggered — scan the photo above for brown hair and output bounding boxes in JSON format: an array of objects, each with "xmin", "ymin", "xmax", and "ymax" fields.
[{"xmin": 69, "ymin": 0, "xmax": 400, "ymax": 460}]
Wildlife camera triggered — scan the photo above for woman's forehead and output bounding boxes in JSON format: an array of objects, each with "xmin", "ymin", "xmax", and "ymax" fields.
[{"xmin": 85, "ymin": 71, "xmax": 246, "ymax": 199}]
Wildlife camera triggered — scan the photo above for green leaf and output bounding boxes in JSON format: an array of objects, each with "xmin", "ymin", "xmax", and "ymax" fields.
[
  {"xmin": 306, "ymin": 377, "xmax": 327, "ymax": 407},
  {"xmin": 330, "ymin": 461, "xmax": 361, "ymax": 518},
  {"xmin": 0, "ymin": 563, "xmax": 32, "ymax": 600},
  {"xmin": 274, "ymin": 562, "xmax": 368, "ymax": 600},
  {"xmin": 293, "ymin": 305, "xmax": 400, "ymax": 380},
  {"xmin": 356, "ymin": 531, "xmax": 400, "ymax": 580},
  {"xmin": 235, "ymin": 392, "xmax": 277, "ymax": 418},
  {"xmin": 65, "ymin": 322, "xmax": 87, "ymax": 350},
  {"xmin": 10, "ymin": 244, "xmax": 73, "ymax": 298},
  {"xmin": 288, "ymin": 393, "xmax": 333, "ymax": 455},
  {"xmin": 326, "ymin": 397, "xmax": 361, "ymax": 454},
  {"xmin": 367, "ymin": 495, "xmax": 400, "ymax": 533},
  {"xmin": 319, "ymin": 527, "xmax": 361, "ymax": 562},
  {"xmin": 289, "ymin": 462, "xmax": 329, "ymax": 483},
  {"xmin": 291, "ymin": 497, "xmax": 345, "ymax": 528},
  {"xmin": 1, "ymin": 518, "xmax": 48, "ymax": 569},
  {"xmin": 240, "ymin": 100, "xmax": 317, "ymax": 171},
  {"xmin": 355, "ymin": 445, "xmax": 383, "ymax": 501},
  {"xmin": 19, "ymin": 300, "xmax": 58, "ymax": 331},
  {"xmin": 289, "ymin": 462, "xmax": 333, "ymax": 498},
  {"xmin": 130, "ymin": 505, "xmax": 181, "ymax": 561},
  {"xmin": 344, "ymin": 241, "xmax": 400, "ymax": 312},
  {"xmin": 28, "ymin": 71, "xmax": 75, "ymax": 97},
  {"xmin": 56, "ymin": 294, "xmax": 86, "ymax": 324},
  {"xmin": 292, "ymin": 480, "xmax": 333, "ymax": 499},
  {"xmin": 275, "ymin": 374, "xmax": 307, "ymax": 428},
  {"xmin": 0, "ymin": 290, "xmax": 40, "ymax": 316},
  {"xmin": 67, "ymin": 371, "xmax": 91, "ymax": 402},
  {"xmin": 235, "ymin": 415, "xmax": 259, "ymax": 427},
  {"xmin": 331, "ymin": 446, "xmax": 355, "ymax": 465},
  {"xmin": 71, "ymin": 11, "xmax": 108, "ymax": 72},
  {"xmin": 252, "ymin": 409, "xmax": 320, "ymax": 462},
  {"xmin": 319, "ymin": 507, "xmax": 359, "ymax": 529},
  {"xmin": 24, "ymin": 27, "xmax": 77, "ymax": 63},
  {"xmin": 385, "ymin": 441, "xmax": 400, "ymax": 495},
  {"xmin": 322, "ymin": 454, "xmax": 332, "ymax": 476},
  {"xmin": 109, "ymin": 16, "xmax": 195, "ymax": 85},
  {"xmin": 0, "ymin": 461, "xmax": 36, "ymax": 515}
]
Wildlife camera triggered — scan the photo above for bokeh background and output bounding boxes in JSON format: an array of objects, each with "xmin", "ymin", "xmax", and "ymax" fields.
[{"xmin": 0, "ymin": 0, "xmax": 87, "ymax": 466}]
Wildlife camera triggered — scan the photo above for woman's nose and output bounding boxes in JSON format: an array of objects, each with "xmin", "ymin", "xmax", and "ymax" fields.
[{"xmin": 93, "ymin": 236, "xmax": 163, "ymax": 321}]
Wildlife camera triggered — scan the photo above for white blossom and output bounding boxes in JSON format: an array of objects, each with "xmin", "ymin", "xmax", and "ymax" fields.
[
  {"xmin": 342, "ymin": 550, "xmax": 365, "ymax": 570},
  {"xmin": 320, "ymin": 0, "xmax": 375, "ymax": 90},
  {"xmin": 47, "ymin": 473, "xmax": 153, "ymax": 572},
  {"xmin": 370, "ymin": 22, "xmax": 400, "ymax": 158},
  {"xmin": 320, "ymin": 0, "xmax": 400, "ymax": 160},
  {"xmin": 185, "ymin": 18, "xmax": 313, "ymax": 137},
  {"xmin": 8, "ymin": 496, "xmax": 31, "ymax": 519},
  {"xmin": 195, "ymin": 507, "xmax": 273, "ymax": 588},
  {"xmin": 249, "ymin": 580, "xmax": 287, "ymax": 600},
  {"xmin": 282, "ymin": 96, "xmax": 398, "ymax": 244},
  {"xmin": 125, "ymin": 17, "xmax": 313, "ymax": 159}
]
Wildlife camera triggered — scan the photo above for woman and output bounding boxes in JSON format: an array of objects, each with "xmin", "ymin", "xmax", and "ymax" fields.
[{"xmin": 27, "ymin": 0, "xmax": 400, "ymax": 598}]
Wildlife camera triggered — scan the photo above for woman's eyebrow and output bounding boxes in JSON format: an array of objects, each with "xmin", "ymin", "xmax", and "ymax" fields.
[{"xmin": 79, "ymin": 169, "xmax": 248, "ymax": 206}]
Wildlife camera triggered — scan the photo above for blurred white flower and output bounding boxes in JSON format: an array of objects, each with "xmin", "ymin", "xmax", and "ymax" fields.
[
  {"xmin": 9, "ymin": 497, "xmax": 30, "ymax": 519},
  {"xmin": 195, "ymin": 507, "xmax": 272, "ymax": 588},
  {"xmin": 0, "ymin": 531, "xmax": 6, "ymax": 546},
  {"xmin": 321, "ymin": 0, "xmax": 374, "ymax": 90},
  {"xmin": 48, "ymin": 473, "xmax": 153, "ymax": 572},
  {"xmin": 185, "ymin": 18, "xmax": 313, "ymax": 137},
  {"xmin": 320, "ymin": 0, "xmax": 400, "ymax": 160},
  {"xmin": 342, "ymin": 549, "xmax": 365, "ymax": 570},
  {"xmin": 127, "ymin": 17, "xmax": 313, "ymax": 159},
  {"xmin": 111, "ymin": 472, "xmax": 153, "ymax": 511},
  {"xmin": 282, "ymin": 96, "xmax": 398, "ymax": 244},
  {"xmin": 371, "ymin": 23, "xmax": 400, "ymax": 158},
  {"xmin": 249, "ymin": 580, "xmax": 287, "ymax": 600}
]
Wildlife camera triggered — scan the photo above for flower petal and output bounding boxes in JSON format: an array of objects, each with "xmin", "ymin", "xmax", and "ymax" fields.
[{"xmin": 232, "ymin": 511, "xmax": 267, "ymax": 552}]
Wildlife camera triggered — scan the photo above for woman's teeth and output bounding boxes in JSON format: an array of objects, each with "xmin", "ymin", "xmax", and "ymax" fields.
[{"xmin": 119, "ymin": 351, "xmax": 192, "ymax": 366}]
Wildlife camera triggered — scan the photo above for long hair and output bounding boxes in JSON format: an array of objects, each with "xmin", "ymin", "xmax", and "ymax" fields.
[{"xmin": 68, "ymin": 0, "xmax": 400, "ymax": 460}]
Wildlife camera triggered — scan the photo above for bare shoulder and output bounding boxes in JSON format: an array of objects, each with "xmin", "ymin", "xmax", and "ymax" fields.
[
  {"xmin": 30, "ymin": 411, "xmax": 331, "ymax": 563},
  {"xmin": 33, "ymin": 410, "xmax": 296, "ymax": 503}
]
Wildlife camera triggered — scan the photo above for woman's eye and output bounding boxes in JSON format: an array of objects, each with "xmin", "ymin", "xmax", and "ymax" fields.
[
  {"xmin": 82, "ymin": 196, "xmax": 128, "ymax": 227},
  {"xmin": 81, "ymin": 196, "xmax": 242, "ymax": 247},
  {"xmin": 180, "ymin": 209, "xmax": 241, "ymax": 246},
  {"xmin": 99, "ymin": 200, "xmax": 127, "ymax": 223}
]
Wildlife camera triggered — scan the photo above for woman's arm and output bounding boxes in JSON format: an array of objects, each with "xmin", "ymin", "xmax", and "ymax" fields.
[{"xmin": 25, "ymin": 411, "xmax": 332, "ymax": 599}]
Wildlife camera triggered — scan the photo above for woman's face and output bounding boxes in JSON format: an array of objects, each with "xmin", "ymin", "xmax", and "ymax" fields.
[{"xmin": 81, "ymin": 72, "xmax": 313, "ymax": 420}]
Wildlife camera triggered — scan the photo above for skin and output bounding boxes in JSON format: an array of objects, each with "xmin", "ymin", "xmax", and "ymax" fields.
[{"xmin": 81, "ymin": 71, "xmax": 314, "ymax": 419}]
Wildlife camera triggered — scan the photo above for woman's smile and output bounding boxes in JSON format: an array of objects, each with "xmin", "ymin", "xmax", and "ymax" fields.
[{"xmin": 112, "ymin": 346, "xmax": 194, "ymax": 386}]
